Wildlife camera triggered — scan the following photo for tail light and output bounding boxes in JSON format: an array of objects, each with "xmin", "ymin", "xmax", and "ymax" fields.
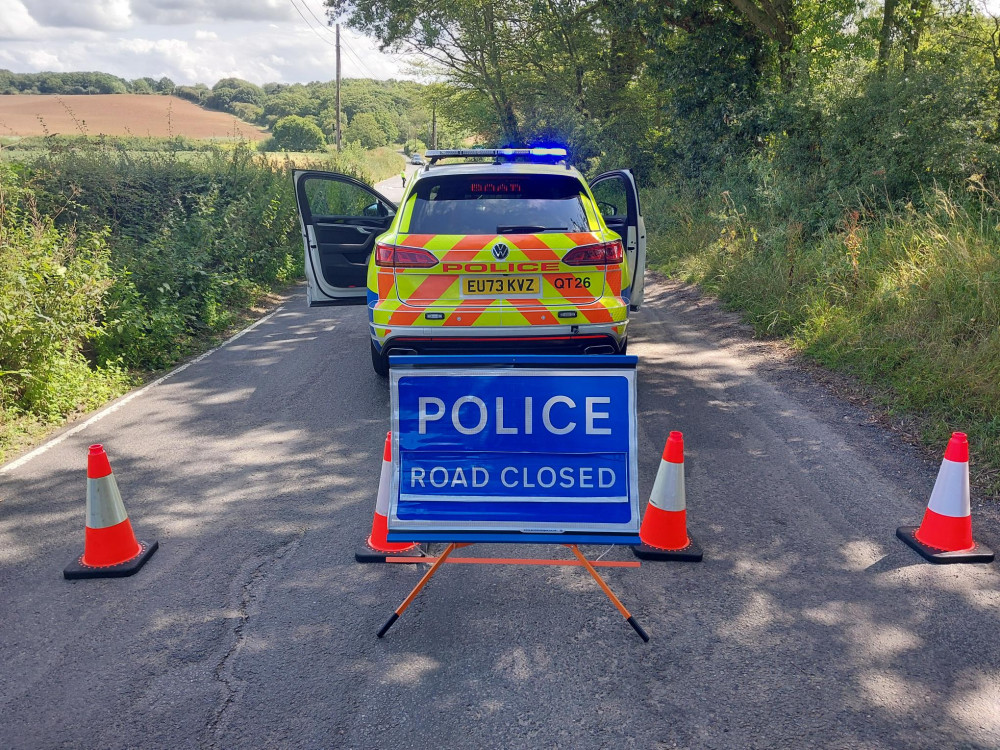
[
  {"xmin": 374, "ymin": 242, "xmax": 439, "ymax": 269},
  {"xmin": 563, "ymin": 240, "xmax": 624, "ymax": 266}
]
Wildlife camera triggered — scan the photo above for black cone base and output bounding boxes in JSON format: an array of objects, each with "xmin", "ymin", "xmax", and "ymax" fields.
[
  {"xmin": 64, "ymin": 540, "xmax": 159, "ymax": 580},
  {"xmin": 633, "ymin": 533, "xmax": 703, "ymax": 562},
  {"xmin": 896, "ymin": 527, "xmax": 994, "ymax": 564},
  {"xmin": 355, "ymin": 544, "xmax": 424, "ymax": 564}
]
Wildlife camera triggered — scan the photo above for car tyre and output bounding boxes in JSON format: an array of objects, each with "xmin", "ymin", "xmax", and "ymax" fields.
[{"xmin": 371, "ymin": 341, "xmax": 389, "ymax": 377}]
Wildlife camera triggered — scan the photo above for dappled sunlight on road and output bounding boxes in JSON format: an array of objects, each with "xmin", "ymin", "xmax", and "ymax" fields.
[
  {"xmin": 2, "ymin": 279, "xmax": 998, "ymax": 748},
  {"xmin": 947, "ymin": 672, "xmax": 1000, "ymax": 742},
  {"xmin": 383, "ymin": 653, "xmax": 441, "ymax": 684}
]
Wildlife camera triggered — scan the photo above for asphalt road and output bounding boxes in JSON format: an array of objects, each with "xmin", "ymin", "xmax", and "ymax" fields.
[
  {"xmin": 375, "ymin": 160, "xmax": 420, "ymax": 204},
  {"xmin": 1, "ymin": 277, "xmax": 998, "ymax": 749}
]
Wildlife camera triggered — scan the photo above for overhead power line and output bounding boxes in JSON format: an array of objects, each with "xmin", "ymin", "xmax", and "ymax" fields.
[
  {"xmin": 286, "ymin": 0, "xmax": 335, "ymax": 47},
  {"xmin": 340, "ymin": 36, "xmax": 380, "ymax": 79},
  {"xmin": 285, "ymin": 0, "xmax": 381, "ymax": 78}
]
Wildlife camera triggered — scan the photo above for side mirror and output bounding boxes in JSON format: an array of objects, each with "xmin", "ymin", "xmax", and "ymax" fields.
[{"xmin": 597, "ymin": 200, "xmax": 618, "ymax": 218}]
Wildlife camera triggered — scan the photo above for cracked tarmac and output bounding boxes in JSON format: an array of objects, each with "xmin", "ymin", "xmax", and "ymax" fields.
[{"xmin": 1, "ymin": 277, "xmax": 998, "ymax": 749}]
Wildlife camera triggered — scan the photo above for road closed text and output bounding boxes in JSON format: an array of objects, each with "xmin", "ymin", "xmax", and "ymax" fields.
[{"xmin": 408, "ymin": 464, "xmax": 619, "ymax": 490}]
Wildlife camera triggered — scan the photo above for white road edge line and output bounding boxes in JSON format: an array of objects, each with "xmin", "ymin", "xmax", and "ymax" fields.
[{"xmin": 0, "ymin": 306, "xmax": 285, "ymax": 476}]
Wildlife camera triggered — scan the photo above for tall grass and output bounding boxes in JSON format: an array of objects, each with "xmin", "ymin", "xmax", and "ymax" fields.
[
  {"xmin": 645, "ymin": 180, "xmax": 1000, "ymax": 494},
  {"xmin": 0, "ymin": 140, "xmax": 304, "ymax": 461},
  {"xmin": 0, "ymin": 163, "xmax": 130, "ymax": 452},
  {"xmin": 264, "ymin": 144, "xmax": 405, "ymax": 184}
]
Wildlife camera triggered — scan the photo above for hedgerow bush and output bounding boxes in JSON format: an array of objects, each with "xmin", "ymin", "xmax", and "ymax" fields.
[
  {"xmin": 644, "ymin": 177, "xmax": 1000, "ymax": 491},
  {"xmin": 0, "ymin": 164, "xmax": 128, "ymax": 423},
  {"xmin": 30, "ymin": 142, "xmax": 301, "ymax": 369},
  {"xmin": 0, "ymin": 141, "xmax": 303, "ymax": 459}
]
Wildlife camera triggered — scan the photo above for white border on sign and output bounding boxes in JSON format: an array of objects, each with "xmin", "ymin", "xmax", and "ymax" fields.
[{"xmin": 388, "ymin": 367, "xmax": 640, "ymax": 535}]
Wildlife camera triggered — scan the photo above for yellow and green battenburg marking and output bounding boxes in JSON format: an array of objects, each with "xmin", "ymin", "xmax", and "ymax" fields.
[{"xmin": 367, "ymin": 229, "xmax": 629, "ymax": 334}]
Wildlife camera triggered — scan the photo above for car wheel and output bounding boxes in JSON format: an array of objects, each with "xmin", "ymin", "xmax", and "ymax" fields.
[{"xmin": 371, "ymin": 341, "xmax": 389, "ymax": 377}]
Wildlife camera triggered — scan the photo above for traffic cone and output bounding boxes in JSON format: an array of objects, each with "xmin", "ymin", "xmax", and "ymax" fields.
[
  {"xmin": 356, "ymin": 432, "xmax": 422, "ymax": 563},
  {"xmin": 897, "ymin": 432, "xmax": 994, "ymax": 564},
  {"xmin": 633, "ymin": 432, "xmax": 702, "ymax": 562},
  {"xmin": 64, "ymin": 445, "xmax": 158, "ymax": 579}
]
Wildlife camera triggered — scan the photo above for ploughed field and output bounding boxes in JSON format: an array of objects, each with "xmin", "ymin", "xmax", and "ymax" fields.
[{"xmin": 0, "ymin": 94, "xmax": 267, "ymax": 140}]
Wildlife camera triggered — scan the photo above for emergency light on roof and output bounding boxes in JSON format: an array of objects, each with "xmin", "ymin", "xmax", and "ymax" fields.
[{"xmin": 425, "ymin": 148, "xmax": 569, "ymax": 166}]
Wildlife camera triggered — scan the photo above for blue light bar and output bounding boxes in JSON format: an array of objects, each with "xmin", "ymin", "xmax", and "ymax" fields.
[{"xmin": 425, "ymin": 148, "xmax": 570, "ymax": 165}]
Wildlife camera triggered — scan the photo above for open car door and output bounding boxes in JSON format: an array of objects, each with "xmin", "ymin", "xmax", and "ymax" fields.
[
  {"xmin": 293, "ymin": 170, "xmax": 397, "ymax": 306},
  {"xmin": 589, "ymin": 170, "xmax": 646, "ymax": 310}
]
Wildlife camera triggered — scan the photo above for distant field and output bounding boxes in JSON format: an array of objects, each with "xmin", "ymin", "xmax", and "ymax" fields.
[{"xmin": 0, "ymin": 94, "xmax": 267, "ymax": 140}]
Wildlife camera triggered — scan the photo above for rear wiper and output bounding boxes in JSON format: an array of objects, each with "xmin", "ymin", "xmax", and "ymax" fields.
[{"xmin": 496, "ymin": 225, "xmax": 568, "ymax": 233}]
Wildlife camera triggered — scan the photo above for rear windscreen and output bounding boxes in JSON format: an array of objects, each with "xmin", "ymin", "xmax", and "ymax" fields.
[{"xmin": 405, "ymin": 174, "xmax": 592, "ymax": 234}]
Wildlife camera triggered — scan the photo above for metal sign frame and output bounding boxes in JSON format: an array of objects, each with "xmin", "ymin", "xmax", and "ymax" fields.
[{"xmin": 387, "ymin": 355, "xmax": 640, "ymax": 545}]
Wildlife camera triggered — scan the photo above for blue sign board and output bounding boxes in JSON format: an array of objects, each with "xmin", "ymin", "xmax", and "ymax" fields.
[{"xmin": 388, "ymin": 355, "xmax": 640, "ymax": 544}]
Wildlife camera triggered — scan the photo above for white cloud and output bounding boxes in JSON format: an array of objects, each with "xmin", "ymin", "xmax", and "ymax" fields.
[
  {"xmin": 0, "ymin": 2, "xmax": 40, "ymax": 40},
  {"xmin": 21, "ymin": 0, "xmax": 132, "ymax": 31},
  {"xmin": 0, "ymin": 1, "xmax": 410, "ymax": 84},
  {"xmin": 130, "ymin": 0, "xmax": 293, "ymax": 25}
]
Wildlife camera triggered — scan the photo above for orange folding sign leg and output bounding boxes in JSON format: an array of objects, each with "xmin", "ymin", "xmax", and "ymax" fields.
[
  {"xmin": 377, "ymin": 542, "xmax": 458, "ymax": 638},
  {"xmin": 568, "ymin": 545, "xmax": 649, "ymax": 642}
]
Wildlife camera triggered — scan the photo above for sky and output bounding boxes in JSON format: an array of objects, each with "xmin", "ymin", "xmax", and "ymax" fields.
[{"xmin": 0, "ymin": 0, "xmax": 411, "ymax": 86}]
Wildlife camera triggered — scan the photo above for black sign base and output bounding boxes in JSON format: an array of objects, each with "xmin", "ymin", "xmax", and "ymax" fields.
[{"xmin": 355, "ymin": 545, "xmax": 425, "ymax": 564}]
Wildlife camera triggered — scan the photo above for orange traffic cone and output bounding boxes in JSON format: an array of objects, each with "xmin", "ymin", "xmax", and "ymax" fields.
[
  {"xmin": 64, "ymin": 444, "xmax": 158, "ymax": 579},
  {"xmin": 897, "ymin": 432, "xmax": 994, "ymax": 564},
  {"xmin": 356, "ymin": 432, "xmax": 422, "ymax": 563},
  {"xmin": 633, "ymin": 431, "xmax": 702, "ymax": 562}
]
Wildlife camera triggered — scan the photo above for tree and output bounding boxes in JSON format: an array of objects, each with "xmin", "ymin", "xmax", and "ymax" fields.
[
  {"xmin": 326, "ymin": 0, "xmax": 527, "ymax": 142},
  {"xmin": 262, "ymin": 91, "xmax": 313, "ymax": 121},
  {"xmin": 175, "ymin": 85, "xmax": 209, "ymax": 103},
  {"xmin": 724, "ymin": 0, "xmax": 799, "ymax": 87},
  {"xmin": 344, "ymin": 112, "xmax": 388, "ymax": 148},
  {"xmin": 206, "ymin": 79, "xmax": 265, "ymax": 111},
  {"xmin": 267, "ymin": 116, "xmax": 327, "ymax": 151},
  {"xmin": 326, "ymin": 0, "xmax": 649, "ymax": 147}
]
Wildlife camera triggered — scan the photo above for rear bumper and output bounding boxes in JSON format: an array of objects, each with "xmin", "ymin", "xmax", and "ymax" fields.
[{"xmin": 374, "ymin": 323, "xmax": 627, "ymax": 357}]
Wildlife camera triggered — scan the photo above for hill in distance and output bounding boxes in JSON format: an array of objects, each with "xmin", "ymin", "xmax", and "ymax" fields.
[{"xmin": 0, "ymin": 94, "xmax": 267, "ymax": 140}]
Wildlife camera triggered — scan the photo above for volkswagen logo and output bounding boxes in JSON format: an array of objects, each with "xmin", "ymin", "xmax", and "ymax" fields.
[{"xmin": 492, "ymin": 243, "xmax": 510, "ymax": 260}]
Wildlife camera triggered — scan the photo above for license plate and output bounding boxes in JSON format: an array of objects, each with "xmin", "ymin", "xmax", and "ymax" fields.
[{"xmin": 462, "ymin": 275, "xmax": 540, "ymax": 296}]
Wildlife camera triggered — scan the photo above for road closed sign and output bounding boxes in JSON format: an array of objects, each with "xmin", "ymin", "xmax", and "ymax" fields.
[{"xmin": 387, "ymin": 355, "xmax": 641, "ymax": 544}]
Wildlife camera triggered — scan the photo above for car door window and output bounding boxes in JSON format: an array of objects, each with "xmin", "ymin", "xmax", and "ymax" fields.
[
  {"xmin": 303, "ymin": 177, "xmax": 392, "ymax": 220},
  {"xmin": 591, "ymin": 176, "xmax": 630, "ymax": 222}
]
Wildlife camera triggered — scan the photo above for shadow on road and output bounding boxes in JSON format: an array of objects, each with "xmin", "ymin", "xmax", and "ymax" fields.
[{"xmin": 1, "ymin": 283, "xmax": 998, "ymax": 748}]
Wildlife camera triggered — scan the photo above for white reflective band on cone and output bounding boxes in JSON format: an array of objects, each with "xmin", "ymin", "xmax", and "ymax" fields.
[
  {"xmin": 926, "ymin": 458, "xmax": 971, "ymax": 518},
  {"xmin": 374, "ymin": 457, "xmax": 393, "ymax": 516},
  {"xmin": 648, "ymin": 459, "xmax": 685, "ymax": 513},
  {"xmin": 86, "ymin": 475, "xmax": 129, "ymax": 529}
]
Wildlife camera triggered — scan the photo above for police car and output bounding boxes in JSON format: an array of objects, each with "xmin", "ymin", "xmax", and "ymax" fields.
[{"xmin": 293, "ymin": 148, "xmax": 646, "ymax": 375}]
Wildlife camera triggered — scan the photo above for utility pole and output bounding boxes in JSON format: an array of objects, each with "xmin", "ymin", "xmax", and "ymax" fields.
[
  {"xmin": 336, "ymin": 23, "xmax": 342, "ymax": 152},
  {"xmin": 431, "ymin": 104, "xmax": 437, "ymax": 149}
]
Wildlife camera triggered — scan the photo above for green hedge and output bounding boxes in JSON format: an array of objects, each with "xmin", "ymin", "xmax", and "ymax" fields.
[
  {"xmin": 645, "ymin": 181, "xmax": 1000, "ymax": 493},
  {"xmin": 0, "ymin": 142, "xmax": 303, "ymax": 460}
]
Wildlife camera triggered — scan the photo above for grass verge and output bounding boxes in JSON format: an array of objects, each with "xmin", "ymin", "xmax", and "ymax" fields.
[{"xmin": 644, "ymin": 181, "xmax": 1000, "ymax": 498}]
